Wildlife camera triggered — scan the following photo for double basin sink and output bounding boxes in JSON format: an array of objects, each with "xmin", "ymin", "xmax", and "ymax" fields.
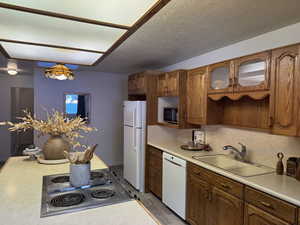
[{"xmin": 192, "ymin": 154, "xmax": 274, "ymax": 177}]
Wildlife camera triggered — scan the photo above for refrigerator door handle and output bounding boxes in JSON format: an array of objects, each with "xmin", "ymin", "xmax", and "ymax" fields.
[{"xmin": 133, "ymin": 109, "xmax": 136, "ymax": 148}]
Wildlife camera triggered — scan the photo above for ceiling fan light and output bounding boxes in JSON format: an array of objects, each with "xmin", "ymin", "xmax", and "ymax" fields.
[
  {"xmin": 55, "ymin": 74, "xmax": 67, "ymax": 80},
  {"xmin": 7, "ymin": 68, "xmax": 18, "ymax": 76}
]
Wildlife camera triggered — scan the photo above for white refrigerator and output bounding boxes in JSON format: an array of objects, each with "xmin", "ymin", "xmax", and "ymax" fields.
[{"xmin": 123, "ymin": 101, "xmax": 146, "ymax": 192}]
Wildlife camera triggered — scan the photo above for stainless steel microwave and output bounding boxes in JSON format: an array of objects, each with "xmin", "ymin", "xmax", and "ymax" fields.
[{"xmin": 163, "ymin": 107, "xmax": 178, "ymax": 124}]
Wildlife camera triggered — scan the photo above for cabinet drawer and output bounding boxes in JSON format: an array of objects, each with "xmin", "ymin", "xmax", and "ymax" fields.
[
  {"xmin": 245, "ymin": 187, "xmax": 296, "ymax": 223},
  {"xmin": 213, "ymin": 173, "xmax": 244, "ymax": 198},
  {"xmin": 148, "ymin": 146, "xmax": 162, "ymax": 157},
  {"xmin": 187, "ymin": 162, "xmax": 214, "ymax": 182}
]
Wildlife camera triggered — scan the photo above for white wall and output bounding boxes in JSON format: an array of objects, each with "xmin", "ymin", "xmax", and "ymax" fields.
[
  {"xmin": 162, "ymin": 22, "xmax": 300, "ymax": 71},
  {"xmin": 0, "ymin": 74, "xmax": 33, "ymax": 161},
  {"xmin": 34, "ymin": 69, "xmax": 128, "ymax": 166},
  {"xmin": 149, "ymin": 22, "xmax": 300, "ymax": 168}
]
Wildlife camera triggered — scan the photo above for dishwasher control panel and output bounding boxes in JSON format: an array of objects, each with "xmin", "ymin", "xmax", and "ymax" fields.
[{"xmin": 163, "ymin": 152, "xmax": 187, "ymax": 167}]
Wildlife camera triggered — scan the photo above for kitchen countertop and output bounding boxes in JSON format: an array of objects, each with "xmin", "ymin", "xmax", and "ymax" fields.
[
  {"xmin": 0, "ymin": 155, "xmax": 159, "ymax": 225},
  {"xmin": 148, "ymin": 141, "xmax": 300, "ymax": 207}
]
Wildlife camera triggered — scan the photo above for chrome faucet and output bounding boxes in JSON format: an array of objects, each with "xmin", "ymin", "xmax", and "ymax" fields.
[{"xmin": 223, "ymin": 143, "xmax": 247, "ymax": 162}]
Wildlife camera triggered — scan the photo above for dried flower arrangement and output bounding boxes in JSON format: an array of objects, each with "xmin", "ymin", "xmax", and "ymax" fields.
[{"xmin": 0, "ymin": 110, "xmax": 97, "ymax": 149}]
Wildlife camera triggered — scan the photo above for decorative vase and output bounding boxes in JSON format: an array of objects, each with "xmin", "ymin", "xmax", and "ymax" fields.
[
  {"xmin": 42, "ymin": 135, "xmax": 70, "ymax": 160},
  {"xmin": 70, "ymin": 163, "xmax": 91, "ymax": 187}
]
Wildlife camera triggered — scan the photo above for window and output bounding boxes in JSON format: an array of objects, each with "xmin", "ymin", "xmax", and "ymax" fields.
[
  {"xmin": 64, "ymin": 93, "xmax": 90, "ymax": 122},
  {"xmin": 65, "ymin": 94, "xmax": 78, "ymax": 115}
]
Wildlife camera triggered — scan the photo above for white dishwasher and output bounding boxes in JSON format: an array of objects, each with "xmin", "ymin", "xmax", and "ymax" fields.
[{"xmin": 162, "ymin": 152, "xmax": 186, "ymax": 219}]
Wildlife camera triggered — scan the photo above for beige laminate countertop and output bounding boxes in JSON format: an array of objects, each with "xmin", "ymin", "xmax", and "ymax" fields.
[
  {"xmin": 148, "ymin": 141, "xmax": 300, "ymax": 207},
  {"xmin": 0, "ymin": 155, "xmax": 159, "ymax": 225}
]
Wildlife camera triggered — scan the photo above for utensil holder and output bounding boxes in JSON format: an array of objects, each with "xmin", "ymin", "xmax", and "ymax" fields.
[{"xmin": 70, "ymin": 163, "xmax": 91, "ymax": 187}]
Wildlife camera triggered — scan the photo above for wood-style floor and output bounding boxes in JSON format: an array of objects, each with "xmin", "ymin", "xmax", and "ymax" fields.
[{"xmin": 110, "ymin": 165, "xmax": 188, "ymax": 225}]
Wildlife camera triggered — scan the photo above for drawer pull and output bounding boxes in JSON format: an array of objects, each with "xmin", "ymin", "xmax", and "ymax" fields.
[
  {"xmin": 208, "ymin": 191, "xmax": 212, "ymax": 201},
  {"xmin": 204, "ymin": 190, "xmax": 209, "ymax": 200},
  {"xmin": 260, "ymin": 201, "xmax": 274, "ymax": 209},
  {"xmin": 220, "ymin": 183, "xmax": 231, "ymax": 189}
]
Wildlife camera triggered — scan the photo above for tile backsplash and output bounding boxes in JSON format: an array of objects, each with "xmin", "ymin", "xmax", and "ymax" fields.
[{"xmin": 148, "ymin": 125, "xmax": 300, "ymax": 168}]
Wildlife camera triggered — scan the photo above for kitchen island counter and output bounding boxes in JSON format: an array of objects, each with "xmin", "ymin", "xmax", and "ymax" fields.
[{"xmin": 0, "ymin": 156, "xmax": 159, "ymax": 225}]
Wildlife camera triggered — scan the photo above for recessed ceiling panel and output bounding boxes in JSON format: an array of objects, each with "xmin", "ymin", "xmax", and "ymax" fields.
[
  {"xmin": 0, "ymin": 0, "xmax": 159, "ymax": 26},
  {"xmin": 0, "ymin": 8, "xmax": 126, "ymax": 52},
  {"xmin": 1, "ymin": 42, "xmax": 102, "ymax": 65}
]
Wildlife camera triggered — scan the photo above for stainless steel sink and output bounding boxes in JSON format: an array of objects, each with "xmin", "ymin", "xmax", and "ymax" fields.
[{"xmin": 192, "ymin": 154, "xmax": 274, "ymax": 177}]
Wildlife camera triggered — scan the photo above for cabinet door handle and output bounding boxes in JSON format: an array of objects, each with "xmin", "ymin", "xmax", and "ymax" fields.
[
  {"xmin": 260, "ymin": 201, "xmax": 274, "ymax": 209},
  {"xmin": 229, "ymin": 77, "xmax": 235, "ymax": 87},
  {"xmin": 208, "ymin": 191, "xmax": 212, "ymax": 201},
  {"xmin": 269, "ymin": 116, "xmax": 274, "ymax": 127},
  {"xmin": 229, "ymin": 77, "xmax": 233, "ymax": 87},
  {"xmin": 220, "ymin": 183, "xmax": 231, "ymax": 189},
  {"xmin": 204, "ymin": 190, "xmax": 209, "ymax": 200}
]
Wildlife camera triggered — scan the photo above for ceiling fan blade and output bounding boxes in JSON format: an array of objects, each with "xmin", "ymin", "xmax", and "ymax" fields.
[
  {"xmin": 18, "ymin": 69, "xmax": 33, "ymax": 74},
  {"xmin": 37, "ymin": 62, "xmax": 56, "ymax": 68}
]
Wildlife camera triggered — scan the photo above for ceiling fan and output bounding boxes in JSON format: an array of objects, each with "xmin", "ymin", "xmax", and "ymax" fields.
[{"xmin": 0, "ymin": 59, "xmax": 28, "ymax": 76}]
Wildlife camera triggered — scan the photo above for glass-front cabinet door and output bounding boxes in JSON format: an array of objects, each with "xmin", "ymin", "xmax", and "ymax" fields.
[
  {"xmin": 208, "ymin": 61, "xmax": 234, "ymax": 94},
  {"xmin": 234, "ymin": 52, "xmax": 270, "ymax": 92}
]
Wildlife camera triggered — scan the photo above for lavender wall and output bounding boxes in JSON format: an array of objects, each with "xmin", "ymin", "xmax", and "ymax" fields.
[
  {"xmin": 34, "ymin": 69, "xmax": 128, "ymax": 166},
  {"xmin": 0, "ymin": 74, "xmax": 33, "ymax": 161}
]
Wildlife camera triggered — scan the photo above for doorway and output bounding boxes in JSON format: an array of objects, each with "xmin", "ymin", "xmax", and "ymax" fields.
[{"xmin": 10, "ymin": 87, "xmax": 34, "ymax": 156}]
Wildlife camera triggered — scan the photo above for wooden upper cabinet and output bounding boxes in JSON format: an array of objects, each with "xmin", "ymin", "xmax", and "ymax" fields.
[
  {"xmin": 234, "ymin": 51, "xmax": 271, "ymax": 92},
  {"xmin": 207, "ymin": 61, "xmax": 234, "ymax": 94},
  {"xmin": 157, "ymin": 72, "xmax": 180, "ymax": 96},
  {"xmin": 186, "ymin": 67, "xmax": 207, "ymax": 125},
  {"xmin": 136, "ymin": 74, "xmax": 146, "ymax": 94},
  {"xmin": 128, "ymin": 74, "xmax": 138, "ymax": 94},
  {"xmin": 166, "ymin": 71, "xmax": 179, "ymax": 96},
  {"xmin": 211, "ymin": 187, "xmax": 243, "ymax": 225},
  {"xmin": 186, "ymin": 67, "xmax": 222, "ymax": 125},
  {"xmin": 270, "ymin": 45, "xmax": 300, "ymax": 136},
  {"xmin": 208, "ymin": 52, "xmax": 271, "ymax": 96},
  {"xmin": 157, "ymin": 74, "xmax": 167, "ymax": 96},
  {"xmin": 244, "ymin": 204, "xmax": 291, "ymax": 225},
  {"xmin": 128, "ymin": 73, "xmax": 146, "ymax": 95}
]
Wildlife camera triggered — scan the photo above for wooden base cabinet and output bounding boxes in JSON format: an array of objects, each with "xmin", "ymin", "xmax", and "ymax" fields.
[
  {"xmin": 146, "ymin": 146, "xmax": 162, "ymax": 199},
  {"xmin": 244, "ymin": 204, "xmax": 290, "ymax": 225},
  {"xmin": 211, "ymin": 187, "xmax": 243, "ymax": 225},
  {"xmin": 186, "ymin": 163, "xmax": 244, "ymax": 225},
  {"xmin": 186, "ymin": 173, "xmax": 210, "ymax": 225}
]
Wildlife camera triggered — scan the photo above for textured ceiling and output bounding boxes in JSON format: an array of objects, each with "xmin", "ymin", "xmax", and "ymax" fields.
[
  {"xmin": 90, "ymin": 0, "xmax": 300, "ymax": 73},
  {"xmin": 2, "ymin": 0, "xmax": 300, "ymax": 74}
]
